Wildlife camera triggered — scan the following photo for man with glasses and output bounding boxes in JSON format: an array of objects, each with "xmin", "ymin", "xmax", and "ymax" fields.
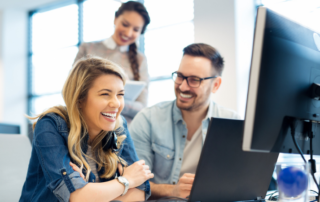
[{"xmin": 129, "ymin": 43, "xmax": 240, "ymax": 199}]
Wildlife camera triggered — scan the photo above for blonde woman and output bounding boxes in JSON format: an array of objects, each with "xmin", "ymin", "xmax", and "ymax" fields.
[{"xmin": 19, "ymin": 57, "xmax": 153, "ymax": 202}]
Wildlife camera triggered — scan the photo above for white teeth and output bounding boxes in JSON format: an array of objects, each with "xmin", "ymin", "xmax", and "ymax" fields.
[
  {"xmin": 102, "ymin": 112, "xmax": 116, "ymax": 119},
  {"xmin": 121, "ymin": 35, "xmax": 129, "ymax": 40},
  {"xmin": 180, "ymin": 93, "xmax": 192, "ymax": 98}
]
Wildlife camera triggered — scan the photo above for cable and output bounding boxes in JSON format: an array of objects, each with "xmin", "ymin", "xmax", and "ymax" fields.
[
  {"xmin": 310, "ymin": 189, "xmax": 319, "ymax": 202},
  {"xmin": 306, "ymin": 121, "xmax": 320, "ymax": 202},
  {"xmin": 289, "ymin": 120, "xmax": 306, "ymax": 163},
  {"xmin": 266, "ymin": 190, "xmax": 278, "ymax": 197},
  {"xmin": 310, "ymin": 190, "xmax": 319, "ymax": 195},
  {"xmin": 290, "ymin": 120, "xmax": 320, "ymax": 202},
  {"xmin": 266, "ymin": 190, "xmax": 278, "ymax": 201},
  {"xmin": 267, "ymin": 190, "xmax": 278, "ymax": 201}
]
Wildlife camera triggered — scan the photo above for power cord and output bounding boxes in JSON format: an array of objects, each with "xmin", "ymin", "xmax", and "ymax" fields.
[
  {"xmin": 289, "ymin": 120, "xmax": 306, "ymax": 163},
  {"xmin": 305, "ymin": 121, "xmax": 320, "ymax": 202},
  {"xmin": 267, "ymin": 190, "xmax": 279, "ymax": 201},
  {"xmin": 290, "ymin": 120, "xmax": 320, "ymax": 202}
]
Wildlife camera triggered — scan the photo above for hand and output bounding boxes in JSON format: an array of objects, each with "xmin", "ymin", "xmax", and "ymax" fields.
[
  {"xmin": 172, "ymin": 173, "xmax": 195, "ymax": 198},
  {"xmin": 70, "ymin": 162, "xmax": 86, "ymax": 181},
  {"xmin": 121, "ymin": 160, "xmax": 154, "ymax": 189}
]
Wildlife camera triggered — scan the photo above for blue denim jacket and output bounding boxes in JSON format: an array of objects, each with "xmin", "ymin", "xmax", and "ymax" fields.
[
  {"xmin": 19, "ymin": 113, "xmax": 150, "ymax": 202},
  {"xmin": 129, "ymin": 100, "xmax": 240, "ymax": 185}
]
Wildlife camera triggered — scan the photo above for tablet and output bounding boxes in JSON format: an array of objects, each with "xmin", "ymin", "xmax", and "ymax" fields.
[{"xmin": 124, "ymin": 80, "xmax": 146, "ymax": 101}]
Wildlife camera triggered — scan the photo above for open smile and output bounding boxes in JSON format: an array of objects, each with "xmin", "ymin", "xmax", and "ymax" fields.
[
  {"xmin": 179, "ymin": 92, "xmax": 194, "ymax": 101},
  {"xmin": 101, "ymin": 112, "xmax": 117, "ymax": 122},
  {"xmin": 119, "ymin": 34, "xmax": 131, "ymax": 43}
]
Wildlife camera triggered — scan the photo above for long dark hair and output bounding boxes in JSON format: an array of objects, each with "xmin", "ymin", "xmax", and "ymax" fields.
[{"xmin": 115, "ymin": 1, "xmax": 150, "ymax": 81}]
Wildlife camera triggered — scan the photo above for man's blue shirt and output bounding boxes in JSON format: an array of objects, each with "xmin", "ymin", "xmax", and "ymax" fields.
[{"xmin": 129, "ymin": 100, "xmax": 240, "ymax": 185}]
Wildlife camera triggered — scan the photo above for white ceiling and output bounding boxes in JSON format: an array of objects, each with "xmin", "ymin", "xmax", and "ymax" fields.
[{"xmin": 0, "ymin": 0, "xmax": 65, "ymax": 10}]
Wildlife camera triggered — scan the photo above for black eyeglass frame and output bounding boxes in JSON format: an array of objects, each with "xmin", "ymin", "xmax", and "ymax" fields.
[{"xmin": 171, "ymin": 71, "xmax": 218, "ymax": 88}]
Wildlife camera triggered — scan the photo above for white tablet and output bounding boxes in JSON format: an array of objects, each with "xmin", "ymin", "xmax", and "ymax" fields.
[{"xmin": 124, "ymin": 80, "xmax": 146, "ymax": 101}]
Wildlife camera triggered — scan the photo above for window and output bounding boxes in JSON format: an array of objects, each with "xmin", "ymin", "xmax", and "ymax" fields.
[
  {"xmin": 258, "ymin": 0, "xmax": 320, "ymax": 32},
  {"xmin": 29, "ymin": 4, "xmax": 79, "ymax": 115},
  {"xmin": 82, "ymin": 0, "xmax": 121, "ymax": 42},
  {"xmin": 28, "ymin": 0, "xmax": 194, "ymax": 115},
  {"xmin": 144, "ymin": 0, "xmax": 194, "ymax": 106}
]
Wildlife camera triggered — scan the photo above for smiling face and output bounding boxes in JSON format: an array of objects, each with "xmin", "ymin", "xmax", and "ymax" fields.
[
  {"xmin": 112, "ymin": 11, "xmax": 145, "ymax": 46},
  {"xmin": 175, "ymin": 55, "xmax": 222, "ymax": 112},
  {"xmin": 80, "ymin": 74, "xmax": 125, "ymax": 139}
]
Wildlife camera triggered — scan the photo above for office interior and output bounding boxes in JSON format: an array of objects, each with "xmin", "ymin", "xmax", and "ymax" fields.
[{"xmin": 1, "ymin": 0, "xmax": 320, "ymax": 201}]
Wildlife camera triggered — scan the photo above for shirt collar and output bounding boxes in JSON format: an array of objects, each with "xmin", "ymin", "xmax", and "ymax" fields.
[
  {"xmin": 103, "ymin": 36, "xmax": 129, "ymax": 53},
  {"xmin": 204, "ymin": 100, "xmax": 214, "ymax": 122},
  {"xmin": 173, "ymin": 100, "xmax": 213, "ymax": 125}
]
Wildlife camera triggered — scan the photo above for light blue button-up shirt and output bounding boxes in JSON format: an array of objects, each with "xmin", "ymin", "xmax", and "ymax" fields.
[{"xmin": 129, "ymin": 100, "xmax": 241, "ymax": 185}]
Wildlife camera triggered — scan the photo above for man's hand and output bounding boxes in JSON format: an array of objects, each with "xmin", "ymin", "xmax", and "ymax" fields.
[{"xmin": 172, "ymin": 173, "xmax": 195, "ymax": 198}]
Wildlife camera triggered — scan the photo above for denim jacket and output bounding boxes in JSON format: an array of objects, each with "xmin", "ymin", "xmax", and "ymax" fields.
[
  {"xmin": 129, "ymin": 100, "xmax": 240, "ymax": 185},
  {"xmin": 19, "ymin": 113, "xmax": 150, "ymax": 202}
]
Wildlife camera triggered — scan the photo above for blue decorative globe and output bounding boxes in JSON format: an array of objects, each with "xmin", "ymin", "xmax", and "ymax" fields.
[{"xmin": 277, "ymin": 166, "xmax": 308, "ymax": 198}]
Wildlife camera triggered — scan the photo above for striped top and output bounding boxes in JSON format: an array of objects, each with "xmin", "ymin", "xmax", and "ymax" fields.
[{"xmin": 86, "ymin": 145, "xmax": 100, "ymax": 182}]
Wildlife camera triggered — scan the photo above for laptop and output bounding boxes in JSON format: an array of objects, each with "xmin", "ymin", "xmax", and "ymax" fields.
[
  {"xmin": 0, "ymin": 135, "xmax": 32, "ymax": 202},
  {"xmin": 188, "ymin": 118, "xmax": 279, "ymax": 202}
]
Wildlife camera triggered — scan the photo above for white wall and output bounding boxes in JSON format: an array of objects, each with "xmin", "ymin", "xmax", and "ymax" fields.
[
  {"xmin": 194, "ymin": 0, "xmax": 255, "ymax": 118},
  {"xmin": 0, "ymin": 9, "xmax": 28, "ymax": 135},
  {"xmin": 0, "ymin": 10, "xmax": 3, "ymax": 121}
]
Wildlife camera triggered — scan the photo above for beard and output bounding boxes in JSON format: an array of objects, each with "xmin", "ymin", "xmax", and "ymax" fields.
[{"xmin": 175, "ymin": 88, "xmax": 211, "ymax": 112}]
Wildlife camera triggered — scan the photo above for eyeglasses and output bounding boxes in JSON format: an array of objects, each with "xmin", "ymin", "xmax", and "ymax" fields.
[{"xmin": 172, "ymin": 71, "xmax": 217, "ymax": 88}]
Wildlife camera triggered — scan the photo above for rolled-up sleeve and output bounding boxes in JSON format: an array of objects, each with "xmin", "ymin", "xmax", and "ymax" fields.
[
  {"xmin": 119, "ymin": 116, "xmax": 151, "ymax": 200},
  {"xmin": 34, "ymin": 117, "xmax": 88, "ymax": 202}
]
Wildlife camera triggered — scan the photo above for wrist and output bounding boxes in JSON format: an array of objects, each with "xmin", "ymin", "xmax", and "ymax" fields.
[
  {"xmin": 170, "ymin": 184, "xmax": 177, "ymax": 197},
  {"xmin": 123, "ymin": 175, "xmax": 134, "ymax": 189}
]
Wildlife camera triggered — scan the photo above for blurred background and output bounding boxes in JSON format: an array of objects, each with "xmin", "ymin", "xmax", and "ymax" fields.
[{"xmin": 0, "ymin": 0, "xmax": 320, "ymax": 162}]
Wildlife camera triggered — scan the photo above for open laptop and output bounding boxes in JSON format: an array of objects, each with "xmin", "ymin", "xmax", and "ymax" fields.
[
  {"xmin": 188, "ymin": 118, "xmax": 279, "ymax": 202},
  {"xmin": 0, "ymin": 135, "xmax": 32, "ymax": 202}
]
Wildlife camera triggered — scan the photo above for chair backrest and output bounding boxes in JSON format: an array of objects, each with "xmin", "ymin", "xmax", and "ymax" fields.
[
  {"xmin": 0, "ymin": 123, "xmax": 20, "ymax": 134},
  {"xmin": 0, "ymin": 135, "xmax": 31, "ymax": 202}
]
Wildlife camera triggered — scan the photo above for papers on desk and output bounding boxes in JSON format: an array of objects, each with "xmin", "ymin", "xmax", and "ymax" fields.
[{"xmin": 124, "ymin": 80, "xmax": 146, "ymax": 101}]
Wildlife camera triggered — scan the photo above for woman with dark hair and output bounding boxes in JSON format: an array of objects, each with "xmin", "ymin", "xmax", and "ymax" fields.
[{"xmin": 74, "ymin": 1, "xmax": 151, "ymax": 122}]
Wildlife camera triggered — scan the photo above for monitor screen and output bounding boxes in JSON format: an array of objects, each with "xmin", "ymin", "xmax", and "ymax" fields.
[{"xmin": 242, "ymin": 7, "xmax": 320, "ymax": 154}]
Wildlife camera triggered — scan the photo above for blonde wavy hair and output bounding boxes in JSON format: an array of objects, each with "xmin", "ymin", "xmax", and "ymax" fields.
[{"xmin": 29, "ymin": 57, "xmax": 127, "ymax": 180}]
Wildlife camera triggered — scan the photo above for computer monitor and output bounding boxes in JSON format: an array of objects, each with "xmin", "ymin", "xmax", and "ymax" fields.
[{"xmin": 242, "ymin": 7, "xmax": 320, "ymax": 154}]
